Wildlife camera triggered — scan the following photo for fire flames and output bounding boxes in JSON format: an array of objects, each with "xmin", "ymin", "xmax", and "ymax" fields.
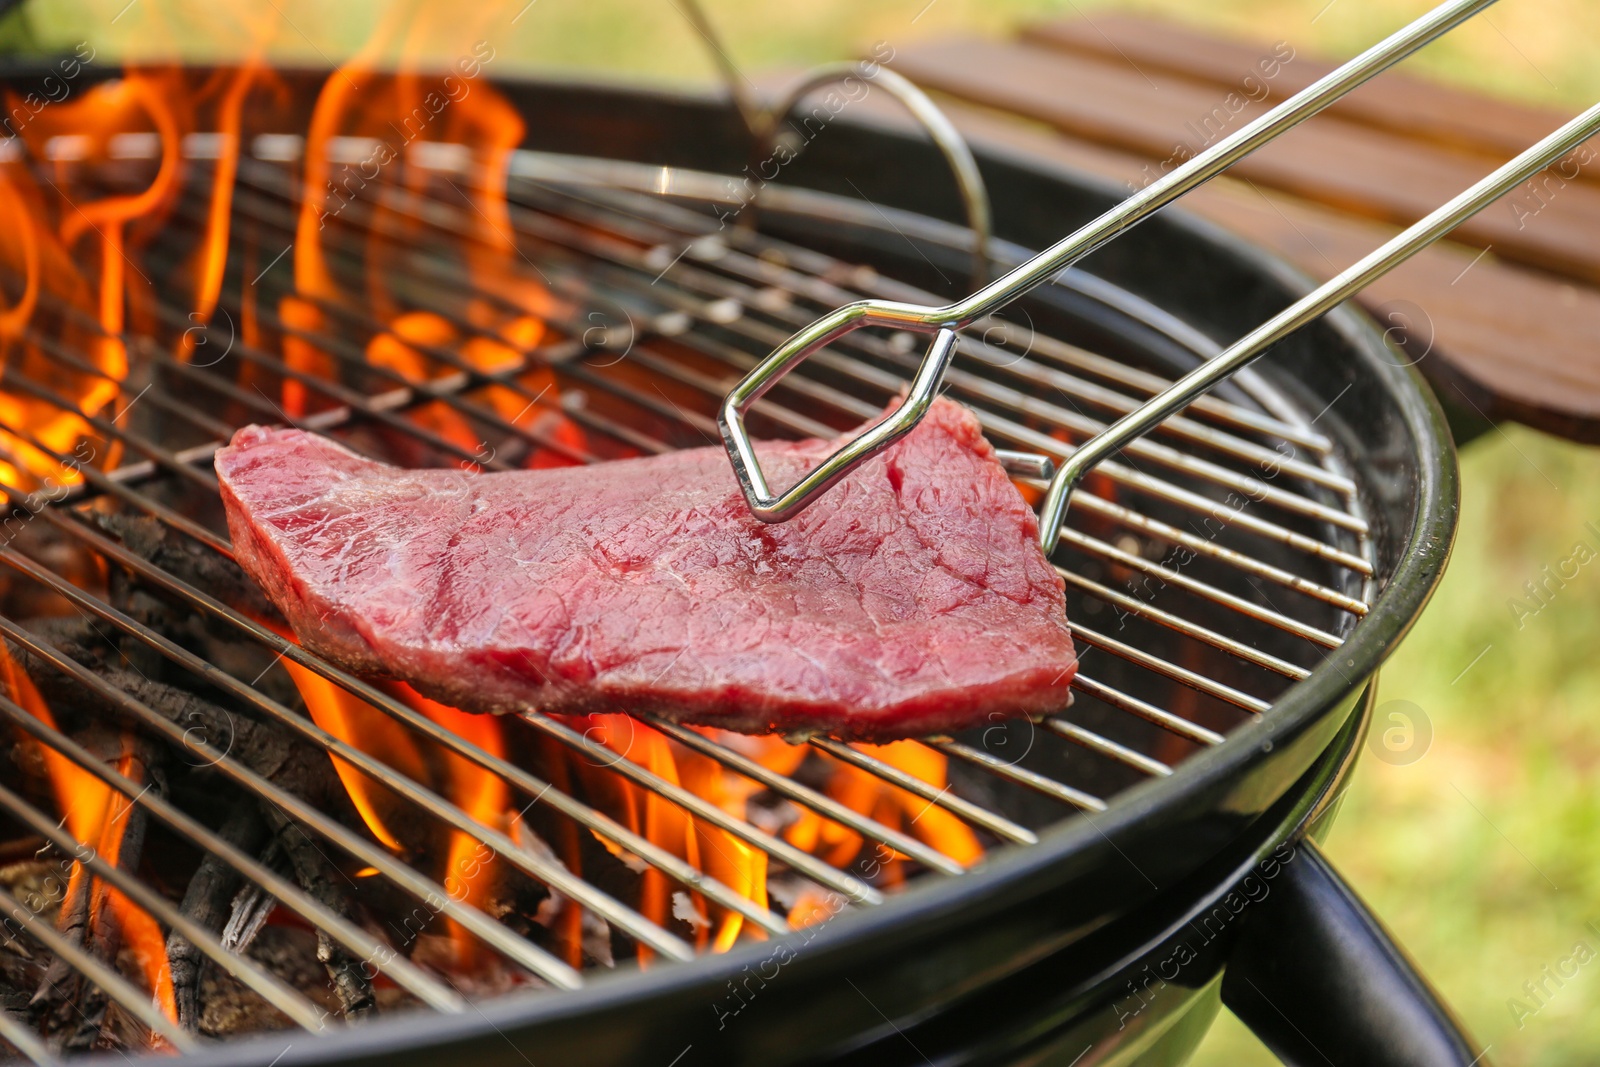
[
  {"xmin": 0, "ymin": 7, "xmax": 993, "ymax": 1035},
  {"xmin": 1, "ymin": 648, "xmax": 177, "ymax": 1030}
]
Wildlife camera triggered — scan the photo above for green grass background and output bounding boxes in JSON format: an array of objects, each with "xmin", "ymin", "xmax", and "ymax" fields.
[{"xmin": 19, "ymin": 1, "xmax": 1600, "ymax": 1062}]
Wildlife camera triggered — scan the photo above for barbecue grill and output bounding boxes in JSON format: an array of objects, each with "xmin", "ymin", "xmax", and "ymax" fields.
[{"xmin": 0, "ymin": 6, "xmax": 1527, "ymax": 1065}]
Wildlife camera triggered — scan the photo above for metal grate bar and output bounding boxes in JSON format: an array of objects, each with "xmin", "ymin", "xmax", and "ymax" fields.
[
  {"xmin": 519, "ymin": 712, "xmax": 885, "ymax": 906},
  {"xmin": 0, "ymin": 878, "xmax": 198, "ymax": 1052},
  {"xmin": 166, "ymin": 300, "xmax": 1313, "ymax": 764},
  {"xmin": 35, "ymin": 556, "xmax": 693, "ymax": 964},
  {"xmin": 10, "ymin": 498, "xmax": 794, "ymax": 939},
  {"xmin": 10, "ymin": 236, "xmax": 1299, "ymax": 809},
  {"xmin": 0, "ymin": 542, "xmax": 595, "ymax": 986},
  {"xmin": 0, "ymin": 624, "xmax": 469, "ymax": 1013},
  {"xmin": 292, "ymin": 297, "xmax": 602, "ymax": 464},
  {"xmin": 0, "ymin": 774, "xmax": 330, "ymax": 1031},
  {"xmin": 1069, "ymin": 672, "xmax": 1223, "ymax": 746},
  {"xmin": 647, "ymin": 715, "xmax": 1038, "ymax": 845},
  {"xmin": 1042, "ymin": 718, "xmax": 1174, "ymax": 778},
  {"xmin": 256, "ymin": 301, "xmax": 594, "ymax": 467},
  {"xmin": 1071, "ymin": 491, "xmax": 1368, "ymax": 615},
  {"xmin": 1056, "ymin": 567, "xmax": 1313, "ymax": 680},
  {"xmin": 369, "ymin": 174, "xmax": 1365, "ymax": 537},
  {"xmin": 494, "ymin": 185, "xmax": 1373, "ymax": 566},
  {"xmin": 213, "ymin": 162, "xmax": 1369, "ymax": 561},
  {"xmin": 951, "ymin": 335, "xmax": 1354, "ymax": 492},
  {"xmin": 179, "ymin": 178, "xmax": 1372, "ymax": 623},
  {"xmin": 505, "ymin": 159, "xmax": 1337, "ymax": 453},
  {"xmin": 0, "ymin": 400, "xmax": 231, "ymax": 557},
  {"xmin": 45, "ymin": 463, "xmax": 1096, "ymax": 883},
  {"xmin": 640, "ymin": 716, "xmax": 985, "ymax": 868},
  {"xmin": 922, "ymin": 739, "xmax": 1106, "ymax": 813},
  {"xmin": 541, "ymin": 222, "xmax": 1364, "ymax": 523},
  {"xmin": 496, "ymin": 170, "xmax": 1358, "ymax": 522},
  {"xmin": 0, "ymin": 338, "xmax": 219, "ymax": 496},
  {"xmin": 1070, "ymin": 622, "xmax": 1271, "ymax": 714},
  {"xmin": 0, "ymin": 997, "xmax": 57, "ymax": 1066},
  {"xmin": 18, "ymin": 334, "xmax": 1209, "ymax": 793},
  {"xmin": 1059, "ymin": 528, "xmax": 1343, "ymax": 648},
  {"xmin": 31, "ymin": 254, "xmax": 1324, "ymax": 790}
]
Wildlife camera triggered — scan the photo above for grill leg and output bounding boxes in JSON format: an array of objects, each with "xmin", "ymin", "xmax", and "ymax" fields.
[{"xmin": 1221, "ymin": 841, "xmax": 1485, "ymax": 1067}]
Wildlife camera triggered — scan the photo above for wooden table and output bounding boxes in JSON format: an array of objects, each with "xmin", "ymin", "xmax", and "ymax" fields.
[{"xmin": 876, "ymin": 13, "xmax": 1600, "ymax": 443}]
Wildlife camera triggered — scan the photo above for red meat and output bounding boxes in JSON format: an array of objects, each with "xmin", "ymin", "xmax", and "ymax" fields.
[{"xmin": 215, "ymin": 399, "xmax": 1076, "ymax": 741}]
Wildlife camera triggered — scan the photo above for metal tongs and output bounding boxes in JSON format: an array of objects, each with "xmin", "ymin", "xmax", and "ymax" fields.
[{"xmin": 718, "ymin": 0, "xmax": 1600, "ymax": 553}]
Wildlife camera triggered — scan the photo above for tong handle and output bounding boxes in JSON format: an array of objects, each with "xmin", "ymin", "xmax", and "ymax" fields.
[
  {"xmin": 1038, "ymin": 96, "xmax": 1600, "ymax": 552},
  {"xmin": 721, "ymin": 0, "xmax": 1499, "ymax": 525}
]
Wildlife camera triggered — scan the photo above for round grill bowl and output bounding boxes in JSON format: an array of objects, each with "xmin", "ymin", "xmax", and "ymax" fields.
[{"xmin": 158, "ymin": 75, "xmax": 1458, "ymax": 1067}]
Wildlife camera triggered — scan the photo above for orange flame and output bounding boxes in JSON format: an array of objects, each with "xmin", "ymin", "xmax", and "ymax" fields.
[
  {"xmin": 281, "ymin": 8, "xmax": 407, "ymax": 416},
  {"xmin": 0, "ymin": 648, "xmax": 176, "ymax": 1028},
  {"xmin": 267, "ymin": 629, "xmax": 514, "ymax": 971},
  {"xmin": 573, "ymin": 718, "xmax": 699, "ymax": 951},
  {"xmin": 0, "ymin": 175, "xmax": 39, "ymax": 340},
  {"xmin": 0, "ymin": 169, "xmax": 111, "ymax": 490},
  {"xmin": 388, "ymin": 682, "xmax": 507, "ymax": 971},
  {"xmin": 279, "ymin": 656, "xmax": 429, "ymax": 853},
  {"xmin": 0, "ymin": 68, "xmax": 204, "ymax": 492},
  {"xmin": 363, "ymin": 309, "xmax": 584, "ymax": 469},
  {"xmin": 0, "ymin": 7, "xmax": 991, "ymax": 981},
  {"xmin": 188, "ymin": 61, "xmax": 260, "ymax": 340},
  {"xmin": 784, "ymin": 741, "xmax": 982, "ymax": 885},
  {"xmin": 51, "ymin": 71, "xmax": 183, "ymax": 393}
]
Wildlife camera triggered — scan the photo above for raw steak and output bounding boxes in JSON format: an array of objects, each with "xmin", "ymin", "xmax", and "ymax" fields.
[{"xmin": 214, "ymin": 399, "xmax": 1077, "ymax": 740}]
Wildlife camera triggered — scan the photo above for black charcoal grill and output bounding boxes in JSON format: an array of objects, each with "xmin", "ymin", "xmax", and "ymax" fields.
[{"xmin": 0, "ymin": 48, "xmax": 1482, "ymax": 1067}]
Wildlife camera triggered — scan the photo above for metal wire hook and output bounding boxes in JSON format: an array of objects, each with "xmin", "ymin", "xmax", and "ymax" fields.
[{"xmin": 746, "ymin": 61, "xmax": 993, "ymax": 293}]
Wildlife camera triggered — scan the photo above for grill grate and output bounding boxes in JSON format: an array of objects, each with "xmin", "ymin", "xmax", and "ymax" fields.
[{"xmin": 0, "ymin": 134, "xmax": 1372, "ymax": 1051}]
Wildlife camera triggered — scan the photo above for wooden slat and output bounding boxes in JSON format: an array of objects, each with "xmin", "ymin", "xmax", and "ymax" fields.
[
  {"xmin": 829, "ymin": 81, "xmax": 1600, "ymax": 441},
  {"xmin": 888, "ymin": 38, "xmax": 1600, "ymax": 286},
  {"xmin": 1023, "ymin": 12, "xmax": 1581, "ymax": 168},
  {"xmin": 1187, "ymin": 183, "xmax": 1600, "ymax": 441}
]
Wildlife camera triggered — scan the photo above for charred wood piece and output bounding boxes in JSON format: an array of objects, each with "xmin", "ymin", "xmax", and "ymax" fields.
[{"xmin": 168, "ymin": 802, "xmax": 267, "ymax": 1032}]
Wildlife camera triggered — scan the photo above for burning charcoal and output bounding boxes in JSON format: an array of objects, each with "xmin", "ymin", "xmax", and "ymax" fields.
[
  {"xmin": 514, "ymin": 803, "xmax": 639, "ymax": 966},
  {"xmin": 220, "ymin": 835, "xmax": 288, "ymax": 959},
  {"xmin": 16, "ymin": 626, "xmax": 341, "ymax": 810},
  {"xmin": 14, "ymin": 638, "xmax": 377, "ymax": 1022},
  {"xmin": 504, "ymin": 814, "xmax": 612, "ymax": 969},
  {"xmin": 265, "ymin": 818, "xmax": 374, "ymax": 1021},
  {"xmin": 219, "ymin": 882, "xmax": 275, "ymax": 957},
  {"xmin": 199, "ymin": 926, "xmax": 338, "ymax": 1038},
  {"xmin": 87, "ymin": 514, "xmax": 305, "ymax": 711},
  {"xmin": 93, "ymin": 512, "xmax": 279, "ymax": 621},
  {"xmin": 27, "ymin": 725, "xmax": 164, "ymax": 1052},
  {"xmin": 167, "ymin": 802, "xmax": 267, "ymax": 1031},
  {"xmin": 0, "ymin": 861, "xmax": 55, "ymax": 1018}
]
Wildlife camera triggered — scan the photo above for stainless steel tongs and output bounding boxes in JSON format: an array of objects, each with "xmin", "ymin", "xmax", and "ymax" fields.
[{"xmin": 717, "ymin": 0, "xmax": 1600, "ymax": 553}]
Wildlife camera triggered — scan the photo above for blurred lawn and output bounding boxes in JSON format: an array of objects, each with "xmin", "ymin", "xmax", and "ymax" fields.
[{"xmin": 24, "ymin": 1, "xmax": 1600, "ymax": 1063}]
